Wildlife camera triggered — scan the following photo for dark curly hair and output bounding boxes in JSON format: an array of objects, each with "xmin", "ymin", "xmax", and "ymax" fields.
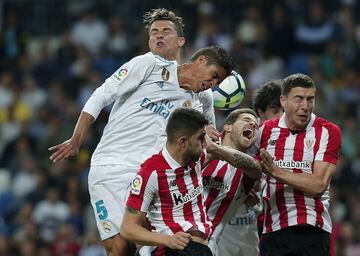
[
  {"xmin": 253, "ymin": 79, "xmax": 282, "ymax": 116},
  {"xmin": 143, "ymin": 8, "xmax": 184, "ymax": 37}
]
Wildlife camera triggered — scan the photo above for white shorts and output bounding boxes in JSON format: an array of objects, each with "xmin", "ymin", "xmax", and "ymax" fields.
[
  {"xmin": 88, "ymin": 165, "xmax": 138, "ymax": 240},
  {"xmin": 218, "ymin": 205, "xmax": 259, "ymax": 256}
]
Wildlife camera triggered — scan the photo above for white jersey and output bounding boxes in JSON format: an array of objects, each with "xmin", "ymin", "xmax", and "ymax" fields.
[
  {"xmin": 83, "ymin": 52, "xmax": 194, "ymax": 168},
  {"xmin": 217, "ymin": 205, "xmax": 259, "ymax": 256},
  {"xmin": 194, "ymin": 89, "xmax": 216, "ymax": 124}
]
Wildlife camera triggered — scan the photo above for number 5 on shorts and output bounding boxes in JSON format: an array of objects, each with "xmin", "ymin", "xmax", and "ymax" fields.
[{"xmin": 95, "ymin": 200, "xmax": 108, "ymax": 220}]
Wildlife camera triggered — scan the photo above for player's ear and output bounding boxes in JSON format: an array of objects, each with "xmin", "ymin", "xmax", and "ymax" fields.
[
  {"xmin": 178, "ymin": 136, "xmax": 187, "ymax": 148},
  {"xmin": 257, "ymin": 109, "xmax": 265, "ymax": 120},
  {"xmin": 197, "ymin": 55, "xmax": 208, "ymax": 64},
  {"xmin": 223, "ymin": 124, "xmax": 232, "ymax": 133},
  {"xmin": 280, "ymin": 95, "xmax": 286, "ymax": 108},
  {"xmin": 178, "ymin": 37, "xmax": 185, "ymax": 47}
]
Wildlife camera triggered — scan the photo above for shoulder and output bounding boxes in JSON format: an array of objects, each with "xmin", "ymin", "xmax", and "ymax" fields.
[
  {"xmin": 314, "ymin": 116, "xmax": 341, "ymax": 135},
  {"xmin": 198, "ymin": 89, "xmax": 213, "ymax": 100},
  {"xmin": 262, "ymin": 117, "xmax": 280, "ymax": 128},
  {"xmin": 141, "ymin": 152, "xmax": 169, "ymax": 173},
  {"xmin": 198, "ymin": 89, "xmax": 214, "ymax": 106},
  {"xmin": 202, "ymin": 159, "xmax": 221, "ymax": 176},
  {"xmin": 131, "ymin": 52, "xmax": 157, "ymax": 65}
]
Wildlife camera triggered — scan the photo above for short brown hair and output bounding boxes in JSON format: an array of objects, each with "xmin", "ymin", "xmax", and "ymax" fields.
[
  {"xmin": 224, "ymin": 108, "xmax": 257, "ymax": 125},
  {"xmin": 143, "ymin": 8, "xmax": 184, "ymax": 37},
  {"xmin": 188, "ymin": 46, "xmax": 235, "ymax": 77},
  {"xmin": 282, "ymin": 73, "xmax": 315, "ymax": 96}
]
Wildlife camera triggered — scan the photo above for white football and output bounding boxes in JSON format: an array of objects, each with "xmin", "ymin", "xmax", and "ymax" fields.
[{"xmin": 212, "ymin": 71, "xmax": 246, "ymax": 110}]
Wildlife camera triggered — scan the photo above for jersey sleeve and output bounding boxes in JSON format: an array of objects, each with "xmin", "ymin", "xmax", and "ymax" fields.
[
  {"xmin": 126, "ymin": 165, "xmax": 158, "ymax": 213},
  {"xmin": 315, "ymin": 123, "xmax": 342, "ymax": 165},
  {"xmin": 82, "ymin": 53, "xmax": 156, "ymax": 118},
  {"xmin": 198, "ymin": 89, "xmax": 216, "ymax": 124}
]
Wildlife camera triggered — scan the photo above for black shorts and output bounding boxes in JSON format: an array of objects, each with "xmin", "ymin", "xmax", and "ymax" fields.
[
  {"xmin": 151, "ymin": 240, "xmax": 213, "ymax": 256},
  {"xmin": 260, "ymin": 225, "xmax": 330, "ymax": 256}
]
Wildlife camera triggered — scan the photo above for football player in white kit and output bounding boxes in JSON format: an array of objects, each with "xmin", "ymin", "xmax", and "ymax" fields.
[
  {"xmin": 49, "ymin": 8, "xmax": 235, "ymax": 256},
  {"xmin": 217, "ymin": 80, "xmax": 283, "ymax": 256},
  {"xmin": 144, "ymin": 9, "xmax": 219, "ymax": 137}
]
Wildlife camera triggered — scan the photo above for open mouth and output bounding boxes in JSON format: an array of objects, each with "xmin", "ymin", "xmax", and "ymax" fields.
[
  {"xmin": 298, "ymin": 114, "xmax": 308, "ymax": 120},
  {"xmin": 242, "ymin": 128, "xmax": 254, "ymax": 140},
  {"xmin": 156, "ymin": 41, "xmax": 165, "ymax": 47}
]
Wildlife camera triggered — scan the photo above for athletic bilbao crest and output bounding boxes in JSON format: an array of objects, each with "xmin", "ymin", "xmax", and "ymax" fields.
[
  {"xmin": 305, "ymin": 138, "xmax": 316, "ymax": 151},
  {"xmin": 162, "ymin": 68, "xmax": 170, "ymax": 81}
]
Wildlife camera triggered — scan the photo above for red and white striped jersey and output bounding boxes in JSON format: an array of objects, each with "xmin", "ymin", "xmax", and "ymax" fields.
[
  {"xmin": 256, "ymin": 113, "xmax": 341, "ymax": 234},
  {"xmin": 202, "ymin": 159, "xmax": 255, "ymax": 235},
  {"xmin": 127, "ymin": 146, "xmax": 210, "ymax": 238}
]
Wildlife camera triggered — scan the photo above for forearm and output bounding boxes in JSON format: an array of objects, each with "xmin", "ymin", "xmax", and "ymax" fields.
[
  {"xmin": 271, "ymin": 167, "xmax": 327, "ymax": 196},
  {"xmin": 71, "ymin": 111, "xmax": 95, "ymax": 144},
  {"xmin": 121, "ymin": 223, "xmax": 168, "ymax": 246},
  {"xmin": 211, "ymin": 145, "xmax": 261, "ymax": 179}
]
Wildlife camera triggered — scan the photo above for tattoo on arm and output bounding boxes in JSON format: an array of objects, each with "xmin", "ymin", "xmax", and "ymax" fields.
[
  {"xmin": 127, "ymin": 206, "xmax": 139, "ymax": 215},
  {"xmin": 233, "ymin": 152, "xmax": 258, "ymax": 171}
]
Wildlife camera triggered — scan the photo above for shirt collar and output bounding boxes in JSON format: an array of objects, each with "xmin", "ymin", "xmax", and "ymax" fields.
[
  {"xmin": 162, "ymin": 145, "xmax": 183, "ymax": 170},
  {"xmin": 278, "ymin": 112, "xmax": 316, "ymax": 130}
]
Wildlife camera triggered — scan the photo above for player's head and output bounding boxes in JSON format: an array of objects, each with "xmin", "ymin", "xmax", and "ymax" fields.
[
  {"xmin": 223, "ymin": 108, "xmax": 259, "ymax": 151},
  {"xmin": 183, "ymin": 46, "xmax": 235, "ymax": 93},
  {"xmin": 144, "ymin": 8, "xmax": 185, "ymax": 61},
  {"xmin": 166, "ymin": 107, "xmax": 209, "ymax": 162},
  {"xmin": 253, "ymin": 79, "xmax": 283, "ymax": 122},
  {"xmin": 281, "ymin": 73, "xmax": 316, "ymax": 131}
]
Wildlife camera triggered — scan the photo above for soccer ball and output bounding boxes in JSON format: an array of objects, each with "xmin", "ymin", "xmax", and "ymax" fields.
[{"xmin": 212, "ymin": 71, "xmax": 246, "ymax": 110}]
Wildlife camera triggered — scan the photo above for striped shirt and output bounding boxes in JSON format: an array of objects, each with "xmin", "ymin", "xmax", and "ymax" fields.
[
  {"xmin": 202, "ymin": 159, "xmax": 255, "ymax": 236},
  {"xmin": 127, "ymin": 146, "xmax": 210, "ymax": 238},
  {"xmin": 256, "ymin": 113, "xmax": 341, "ymax": 234}
]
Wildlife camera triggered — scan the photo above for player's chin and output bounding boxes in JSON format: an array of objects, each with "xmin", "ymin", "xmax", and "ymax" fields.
[
  {"xmin": 193, "ymin": 86, "xmax": 203, "ymax": 93},
  {"xmin": 240, "ymin": 136, "xmax": 254, "ymax": 148}
]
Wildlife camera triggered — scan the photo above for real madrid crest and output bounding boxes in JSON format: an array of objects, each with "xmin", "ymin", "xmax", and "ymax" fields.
[
  {"xmin": 182, "ymin": 100, "xmax": 193, "ymax": 108},
  {"xmin": 102, "ymin": 221, "xmax": 111, "ymax": 233},
  {"xmin": 162, "ymin": 68, "xmax": 170, "ymax": 81}
]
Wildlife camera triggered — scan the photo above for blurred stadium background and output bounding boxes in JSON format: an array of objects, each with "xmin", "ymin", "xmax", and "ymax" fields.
[{"xmin": 0, "ymin": 0, "xmax": 359, "ymax": 255}]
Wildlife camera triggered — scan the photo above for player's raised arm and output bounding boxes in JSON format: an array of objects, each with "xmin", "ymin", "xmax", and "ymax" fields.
[
  {"xmin": 49, "ymin": 111, "xmax": 95, "ymax": 162},
  {"xmin": 208, "ymin": 143, "xmax": 261, "ymax": 179}
]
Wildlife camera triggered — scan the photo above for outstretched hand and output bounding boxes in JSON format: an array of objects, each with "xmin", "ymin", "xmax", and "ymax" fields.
[
  {"xmin": 260, "ymin": 148, "xmax": 277, "ymax": 176},
  {"xmin": 48, "ymin": 139, "xmax": 80, "ymax": 163},
  {"xmin": 205, "ymin": 125, "xmax": 220, "ymax": 142}
]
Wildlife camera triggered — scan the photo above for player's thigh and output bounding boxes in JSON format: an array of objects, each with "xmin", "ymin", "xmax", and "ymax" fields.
[{"xmin": 88, "ymin": 165, "xmax": 137, "ymax": 240}]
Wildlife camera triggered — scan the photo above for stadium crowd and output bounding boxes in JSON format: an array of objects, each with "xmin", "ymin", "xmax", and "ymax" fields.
[{"xmin": 0, "ymin": 0, "xmax": 359, "ymax": 255}]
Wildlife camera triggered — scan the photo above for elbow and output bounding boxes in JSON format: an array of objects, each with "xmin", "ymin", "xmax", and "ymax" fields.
[{"xmin": 310, "ymin": 182, "xmax": 327, "ymax": 197}]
